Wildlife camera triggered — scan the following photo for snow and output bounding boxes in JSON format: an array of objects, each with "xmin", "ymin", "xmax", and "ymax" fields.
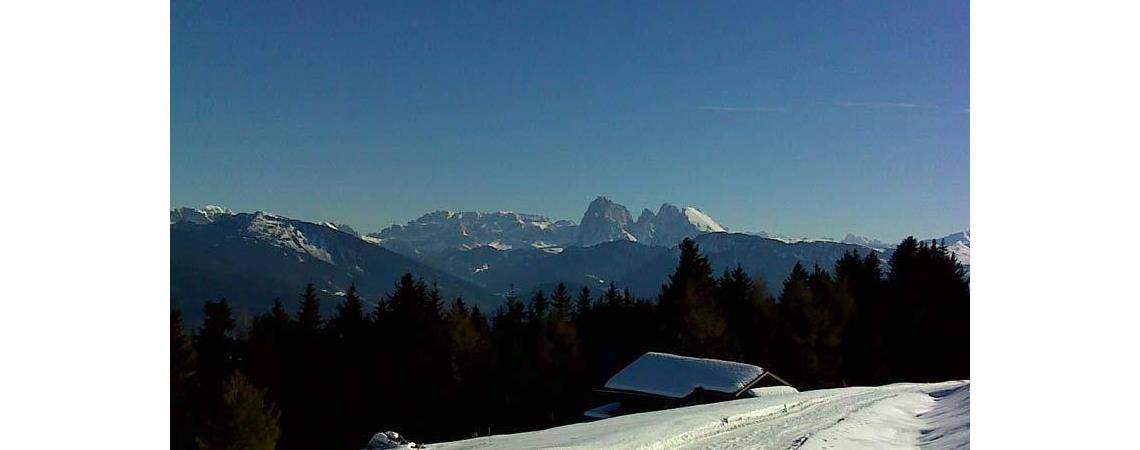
[
  {"xmin": 171, "ymin": 205, "xmax": 234, "ymax": 224},
  {"xmin": 363, "ymin": 431, "xmax": 417, "ymax": 449},
  {"xmin": 245, "ymin": 212, "xmax": 335, "ymax": 264},
  {"xmin": 682, "ymin": 207, "xmax": 727, "ymax": 232},
  {"xmin": 487, "ymin": 240, "xmax": 513, "ymax": 251},
  {"xmin": 427, "ymin": 381, "xmax": 968, "ymax": 450},
  {"xmin": 747, "ymin": 386, "xmax": 799, "ymax": 397},
  {"xmin": 583, "ymin": 402, "xmax": 623, "ymax": 419},
  {"xmin": 603, "ymin": 352, "xmax": 764, "ymax": 398}
]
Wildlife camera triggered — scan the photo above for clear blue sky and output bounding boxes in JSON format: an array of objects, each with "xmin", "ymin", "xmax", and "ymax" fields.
[{"xmin": 172, "ymin": 1, "xmax": 968, "ymax": 242}]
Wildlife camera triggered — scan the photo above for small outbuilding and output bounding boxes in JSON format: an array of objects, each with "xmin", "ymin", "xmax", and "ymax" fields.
[{"xmin": 583, "ymin": 352, "xmax": 795, "ymax": 420}]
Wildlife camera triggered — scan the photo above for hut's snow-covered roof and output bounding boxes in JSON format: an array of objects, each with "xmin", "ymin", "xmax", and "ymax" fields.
[
  {"xmin": 583, "ymin": 402, "xmax": 623, "ymax": 419},
  {"xmin": 603, "ymin": 352, "xmax": 764, "ymax": 399}
]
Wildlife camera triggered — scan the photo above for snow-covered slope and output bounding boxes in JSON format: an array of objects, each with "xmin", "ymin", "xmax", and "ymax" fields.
[
  {"xmin": 370, "ymin": 210, "xmax": 578, "ymax": 254},
  {"xmin": 939, "ymin": 230, "xmax": 970, "ymax": 266},
  {"xmin": 683, "ymin": 207, "xmax": 727, "ymax": 233},
  {"xmin": 170, "ymin": 205, "xmax": 233, "ymax": 224},
  {"xmin": 643, "ymin": 203, "xmax": 727, "ymax": 247},
  {"xmin": 427, "ymin": 381, "xmax": 969, "ymax": 450},
  {"xmin": 170, "ymin": 207, "xmax": 496, "ymax": 322}
]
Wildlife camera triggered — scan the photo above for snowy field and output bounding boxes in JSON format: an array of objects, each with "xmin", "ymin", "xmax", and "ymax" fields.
[{"xmin": 426, "ymin": 381, "xmax": 968, "ymax": 450}]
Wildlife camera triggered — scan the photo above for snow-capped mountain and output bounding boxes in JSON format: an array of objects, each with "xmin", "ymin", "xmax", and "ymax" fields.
[
  {"xmin": 576, "ymin": 197, "xmax": 638, "ymax": 246},
  {"xmin": 841, "ymin": 231, "xmax": 970, "ymax": 267},
  {"xmin": 171, "ymin": 207, "xmax": 494, "ymax": 322},
  {"xmin": 170, "ymin": 205, "xmax": 233, "ymax": 224},
  {"xmin": 638, "ymin": 203, "xmax": 726, "ymax": 247},
  {"xmin": 939, "ymin": 230, "xmax": 970, "ymax": 266},
  {"xmin": 749, "ymin": 230, "xmax": 969, "ymax": 269},
  {"xmin": 373, "ymin": 197, "xmax": 729, "ymax": 254},
  {"xmin": 840, "ymin": 233, "xmax": 892, "ymax": 252},
  {"xmin": 369, "ymin": 210, "xmax": 578, "ymax": 255}
]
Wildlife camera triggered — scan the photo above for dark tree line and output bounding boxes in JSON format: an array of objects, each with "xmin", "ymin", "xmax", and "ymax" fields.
[{"xmin": 172, "ymin": 236, "xmax": 968, "ymax": 449}]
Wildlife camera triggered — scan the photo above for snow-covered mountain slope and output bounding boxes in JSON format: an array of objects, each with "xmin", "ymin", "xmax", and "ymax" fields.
[
  {"xmin": 373, "ymin": 197, "xmax": 729, "ymax": 254},
  {"xmin": 370, "ymin": 210, "xmax": 578, "ymax": 255},
  {"xmin": 841, "ymin": 233, "xmax": 892, "ymax": 252},
  {"xmin": 641, "ymin": 203, "xmax": 727, "ymax": 247},
  {"xmin": 768, "ymin": 230, "xmax": 969, "ymax": 270},
  {"xmin": 170, "ymin": 205, "xmax": 233, "ymax": 224},
  {"xmin": 427, "ymin": 381, "xmax": 969, "ymax": 450},
  {"xmin": 939, "ymin": 230, "xmax": 970, "ymax": 266},
  {"xmin": 171, "ymin": 208, "xmax": 495, "ymax": 322}
]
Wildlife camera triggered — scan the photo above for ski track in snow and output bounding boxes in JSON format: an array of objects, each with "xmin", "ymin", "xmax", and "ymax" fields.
[{"xmin": 426, "ymin": 381, "xmax": 968, "ymax": 450}]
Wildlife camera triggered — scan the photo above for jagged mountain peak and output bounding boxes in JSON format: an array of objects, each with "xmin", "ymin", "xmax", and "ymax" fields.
[
  {"xmin": 361, "ymin": 197, "xmax": 729, "ymax": 253},
  {"xmin": 577, "ymin": 197, "xmax": 636, "ymax": 246},
  {"xmin": 170, "ymin": 205, "xmax": 235, "ymax": 224},
  {"xmin": 373, "ymin": 208, "xmax": 579, "ymax": 254}
]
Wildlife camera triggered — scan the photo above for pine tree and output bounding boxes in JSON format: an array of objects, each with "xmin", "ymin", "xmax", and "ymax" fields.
[
  {"xmin": 172, "ymin": 308, "xmax": 198, "ymax": 450},
  {"xmin": 775, "ymin": 262, "xmax": 823, "ymax": 386},
  {"xmin": 551, "ymin": 283, "xmax": 572, "ymax": 320},
  {"xmin": 287, "ymin": 284, "xmax": 328, "ymax": 449},
  {"xmin": 716, "ymin": 265, "xmax": 767, "ymax": 362},
  {"xmin": 295, "ymin": 283, "xmax": 323, "ymax": 333},
  {"xmin": 446, "ymin": 298, "xmax": 481, "ymax": 362},
  {"xmin": 573, "ymin": 286, "xmax": 592, "ymax": 320},
  {"xmin": 269, "ymin": 298, "xmax": 290, "ymax": 327},
  {"xmin": 245, "ymin": 299, "xmax": 290, "ymax": 422},
  {"xmin": 330, "ymin": 283, "xmax": 365, "ymax": 339},
  {"xmin": 603, "ymin": 282, "xmax": 622, "ymax": 309},
  {"xmin": 196, "ymin": 372, "xmax": 281, "ymax": 450},
  {"xmin": 657, "ymin": 238, "xmax": 727, "ymax": 357},
  {"xmin": 527, "ymin": 290, "xmax": 549, "ymax": 323},
  {"xmin": 197, "ymin": 299, "xmax": 237, "ymax": 402},
  {"xmin": 834, "ymin": 250, "xmax": 888, "ymax": 384}
]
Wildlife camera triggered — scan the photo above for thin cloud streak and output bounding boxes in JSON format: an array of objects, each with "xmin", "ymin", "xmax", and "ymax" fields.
[
  {"xmin": 824, "ymin": 101, "xmax": 920, "ymax": 109},
  {"xmin": 697, "ymin": 106, "xmax": 786, "ymax": 113}
]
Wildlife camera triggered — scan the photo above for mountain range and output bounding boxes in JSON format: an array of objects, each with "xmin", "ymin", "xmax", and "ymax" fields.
[
  {"xmin": 171, "ymin": 197, "xmax": 968, "ymax": 321},
  {"xmin": 170, "ymin": 209, "xmax": 494, "ymax": 322},
  {"xmin": 367, "ymin": 196, "xmax": 729, "ymax": 254}
]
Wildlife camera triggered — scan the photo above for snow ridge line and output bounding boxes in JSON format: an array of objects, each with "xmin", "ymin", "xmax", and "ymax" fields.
[{"xmin": 635, "ymin": 394, "xmax": 845, "ymax": 450}]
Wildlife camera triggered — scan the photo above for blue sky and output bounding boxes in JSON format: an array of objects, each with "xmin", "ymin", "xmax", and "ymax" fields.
[{"xmin": 172, "ymin": 1, "xmax": 968, "ymax": 242}]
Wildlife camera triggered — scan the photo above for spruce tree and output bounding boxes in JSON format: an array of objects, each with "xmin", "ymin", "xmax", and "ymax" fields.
[
  {"xmin": 330, "ymin": 283, "xmax": 365, "ymax": 339},
  {"xmin": 657, "ymin": 238, "xmax": 727, "ymax": 357},
  {"xmin": 196, "ymin": 372, "xmax": 281, "ymax": 450},
  {"xmin": 776, "ymin": 262, "xmax": 820, "ymax": 385},
  {"xmin": 527, "ymin": 290, "xmax": 549, "ymax": 323},
  {"xmin": 717, "ymin": 265, "xmax": 764, "ymax": 362},
  {"xmin": 604, "ymin": 282, "xmax": 622, "ymax": 309},
  {"xmin": 172, "ymin": 308, "xmax": 197, "ymax": 450},
  {"xmin": 295, "ymin": 283, "xmax": 323, "ymax": 333},
  {"xmin": 573, "ymin": 286, "xmax": 592, "ymax": 320},
  {"xmin": 551, "ymin": 283, "xmax": 572, "ymax": 319},
  {"xmin": 269, "ymin": 298, "xmax": 290, "ymax": 328},
  {"xmin": 197, "ymin": 299, "xmax": 237, "ymax": 402}
]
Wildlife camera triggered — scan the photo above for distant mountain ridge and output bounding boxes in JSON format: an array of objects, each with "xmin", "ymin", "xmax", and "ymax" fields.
[
  {"xmin": 369, "ymin": 210, "xmax": 577, "ymax": 255},
  {"xmin": 171, "ymin": 202, "xmax": 968, "ymax": 316},
  {"xmin": 170, "ymin": 208, "xmax": 495, "ymax": 322},
  {"xmin": 370, "ymin": 196, "xmax": 728, "ymax": 254}
]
